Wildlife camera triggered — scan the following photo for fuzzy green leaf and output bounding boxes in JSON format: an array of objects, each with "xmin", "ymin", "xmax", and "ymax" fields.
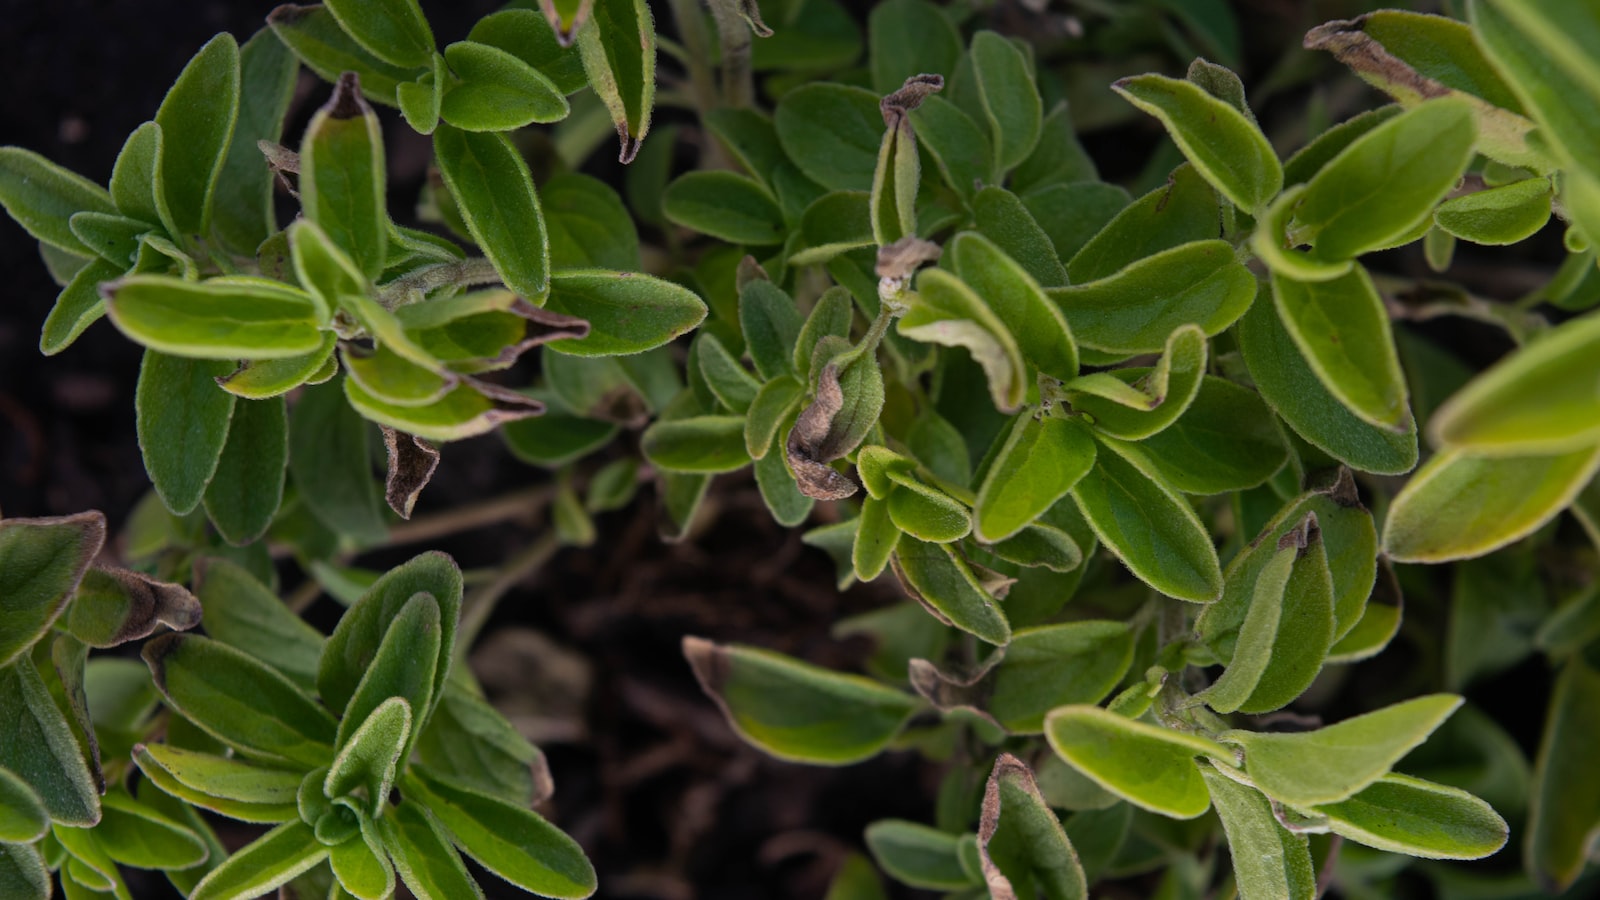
[
  {"xmin": 433, "ymin": 125, "xmax": 548, "ymax": 301},
  {"xmin": 542, "ymin": 270, "xmax": 707, "ymax": 357},
  {"xmin": 40, "ymin": 256, "xmax": 122, "ymax": 356},
  {"xmin": 190, "ymin": 819, "xmax": 328, "ymax": 900},
  {"xmin": 441, "ymin": 41, "xmax": 569, "ymax": 132},
  {"xmin": 1068, "ymin": 324, "xmax": 1206, "ymax": 441},
  {"xmin": 136, "ymin": 351, "xmax": 237, "ymax": 515},
  {"xmin": 211, "ymin": 30, "xmax": 298, "ymax": 254},
  {"xmin": 892, "ymin": 540, "xmax": 1010, "ymax": 645},
  {"xmin": 324, "ymin": 0, "xmax": 434, "ymax": 68},
  {"xmin": 909, "ymin": 96, "xmax": 992, "ymax": 203},
  {"xmin": 1043, "ymin": 706, "xmax": 1229, "ymax": 818},
  {"xmin": 949, "ymin": 231, "xmax": 1076, "ymax": 379},
  {"xmin": 987, "ymin": 622, "xmax": 1134, "ymax": 734},
  {"xmin": 1114, "ymin": 73, "xmax": 1280, "ymax": 214},
  {"xmin": 1435, "ymin": 178, "xmax": 1552, "ymax": 245},
  {"xmin": 152, "ymin": 34, "xmax": 239, "ymax": 239},
  {"xmin": 94, "ymin": 789, "xmax": 209, "ymax": 870},
  {"xmin": 288, "ymin": 377, "xmax": 389, "ymax": 545},
  {"xmin": 575, "ymin": 0, "xmax": 655, "ymax": 163},
  {"xmin": 864, "ymin": 820, "xmax": 974, "ymax": 890},
  {"xmin": 326, "ymin": 698, "xmax": 412, "ymax": 819},
  {"xmin": 642, "ymin": 415, "xmax": 751, "ymax": 473},
  {"xmin": 406, "ymin": 768, "xmax": 596, "ymax": 898},
  {"xmin": 1070, "ymin": 439, "xmax": 1222, "ymax": 602},
  {"xmin": 664, "ymin": 171, "xmax": 785, "ymax": 245},
  {"xmin": 775, "ymin": 84, "xmax": 883, "ymax": 192},
  {"xmin": 105, "ymin": 275, "xmax": 324, "ymax": 359},
  {"xmin": 1527, "ymin": 653, "xmax": 1600, "ymax": 891},
  {"xmin": 268, "ymin": 4, "xmax": 421, "ymax": 106},
  {"xmin": 468, "ymin": 9, "xmax": 586, "ymax": 95},
  {"xmin": 1050, "ymin": 240, "xmax": 1253, "ymax": 355},
  {"xmin": 1200, "ymin": 767, "xmax": 1316, "ymax": 900},
  {"xmin": 979, "ymin": 754, "xmax": 1088, "ymax": 900},
  {"xmin": 974, "ymin": 414, "xmax": 1096, "ymax": 543},
  {"xmin": 0, "ymin": 512, "xmax": 104, "ymax": 668},
  {"xmin": 902, "ymin": 267, "xmax": 1027, "ymax": 412},
  {"xmin": 203, "ymin": 396, "xmax": 288, "ymax": 545},
  {"xmin": 133, "ymin": 743, "xmax": 303, "ymax": 822},
  {"xmin": 1271, "ymin": 265, "xmax": 1410, "ymax": 430},
  {"xmin": 1224, "ymin": 694, "xmax": 1461, "ymax": 807},
  {"xmin": 1315, "ymin": 773, "xmax": 1507, "ymax": 860},
  {"xmin": 0, "ymin": 147, "xmax": 117, "ymax": 256},
  {"xmin": 684, "ymin": 636, "xmax": 919, "ymax": 765},
  {"xmin": 970, "ymin": 31, "xmax": 1042, "ymax": 173},
  {"xmin": 1429, "ymin": 313, "xmax": 1600, "ymax": 454},
  {"xmin": 0, "ymin": 657, "xmax": 98, "ymax": 826},
  {"xmin": 886, "ymin": 476, "xmax": 970, "ymax": 544},
  {"xmin": 1066, "ymin": 163, "xmax": 1218, "ymax": 284},
  {"xmin": 972, "ymin": 186, "xmax": 1067, "ymax": 288},
  {"xmin": 334, "ymin": 591, "xmax": 439, "ymax": 768}
]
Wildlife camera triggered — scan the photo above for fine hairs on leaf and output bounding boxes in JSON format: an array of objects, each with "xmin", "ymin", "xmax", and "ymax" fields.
[{"xmin": 5, "ymin": 2, "xmax": 1600, "ymax": 898}]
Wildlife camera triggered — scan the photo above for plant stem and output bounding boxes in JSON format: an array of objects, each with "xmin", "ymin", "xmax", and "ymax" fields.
[
  {"xmin": 387, "ymin": 484, "xmax": 555, "ymax": 547},
  {"xmin": 666, "ymin": 0, "xmax": 720, "ymax": 122},
  {"xmin": 377, "ymin": 257, "xmax": 503, "ymax": 308},
  {"xmin": 455, "ymin": 530, "xmax": 562, "ymax": 657},
  {"xmin": 706, "ymin": 0, "xmax": 755, "ymax": 109}
]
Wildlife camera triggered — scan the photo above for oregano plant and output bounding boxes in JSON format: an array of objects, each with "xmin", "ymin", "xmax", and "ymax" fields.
[{"xmin": 3, "ymin": 1, "xmax": 1600, "ymax": 898}]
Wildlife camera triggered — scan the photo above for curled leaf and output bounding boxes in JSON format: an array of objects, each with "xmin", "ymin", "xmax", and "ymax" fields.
[{"xmin": 380, "ymin": 427, "xmax": 440, "ymax": 520}]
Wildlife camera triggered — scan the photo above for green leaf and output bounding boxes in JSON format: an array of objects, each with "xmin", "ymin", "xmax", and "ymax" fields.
[
  {"xmin": 775, "ymin": 83, "xmax": 884, "ymax": 192},
  {"xmin": 40, "ymin": 256, "xmax": 122, "ymax": 356},
  {"xmin": 433, "ymin": 125, "xmax": 548, "ymax": 301},
  {"xmin": 302, "ymin": 74, "xmax": 387, "ymax": 281},
  {"xmin": 1294, "ymin": 97, "xmax": 1477, "ymax": 261},
  {"xmin": 949, "ymin": 232, "xmax": 1076, "ymax": 382},
  {"xmin": 909, "ymin": 96, "xmax": 992, "ymax": 203},
  {"xmin": 334, "ymin": 591, "xmax": 440, "ymax": 769},
  {"xmin": 329, "ymin": 819, "xmax": 394, "ymax": 900},
  {"xmin": 542, "ymin": 173, "xmax": 641, "ymax": 270},
  {"xmin": 145, "ymin": 634, "xmax": 338, "ymax": 768},
  {"xmin": 441, "ymin": 41, "xmax": 569, "ymax": 132},
  {"xmin": 405, "ymin": 769, "xmax": 596, "ymax": 899},
  {"xmin": 987, "ymin": 622, "xmax": 1134, "ymax": 734},
  {"xmin": 211, "ymin": 29, "xmax": 298, "ymax": 254},
  {"xmin": 1382, "ymin": 445, "xmax": 1600, "ymax": 563},
  {"xmin": 1271, "ymin": 265, "xmax": 1410, "ymax": 430},
  {"xmin": 1223, "ymin": 694, "xmax": 1461, "ymax": 807},
  {"xmin": 154, "ymin": 34, "xmax": 239, "ymax": 239},
  {"xmin": 825, "ymin": 853, "xmax": 887, "ymax": 900},
  {"xmin": 1250, "ymin": 183, "xmax": 1352, "ymax": 283},
  {"xmin": 902, "ymin": 267, "xmax": 1027, "ymax": 412},
  {"xmin": 1012, "ymin": 101, "xmax": 1099, "ymax": 193},
  {"xmin": 871, "ymin": 96, "xmax": 922, "ymax": 246},
  {"xmin": 105, "ymin": 274, "xmax": 324, "ymax": 359},
  {"xmin": 268, "ymin": 4, "xmax": 421, "ymax": 107},
  {"xmin": 136, "ymin": 351, "xmax": 237, "ymax": 515},
  {"xmin": 891, "ymin": 540, "xmax": 1011, "ymax": 646},
  {"xmin": 68, "ymin": 211, "xmax": 149, "ymax": 267},
  {"xmin": 0, "ymin": 767, "xmax": 48, "ymax": 843},
  {"xmin": 95, "ymin": 789, "xmax": 209, "ymax": 870},
  {"xmin": 1043, "ymin": 706, "xmax": 1229, "ymax": 818},
  {"xmin": 1132, "ymin": 377, "xmax": 1286, "ymax": 494},
  {"xmin": 1070, "ymin": 439, "xmax": 1222, "ymax": 602},
  {"xmin": 1199, "ymin": 767, "xmax": 1316, "ymax": 900},
  {"xmin": 324, "ymin": 0, "xmax": 434, "ymax": 68},
  {"xmin": 190, "ymin": 819, "xmax": 328, "ymax": 900},
  {"xmin": 108, "ymin": 120, "xmax": 166, "ymax": 229},
  {"xmin": 1429, "ymin": 313, "xmax": 1600, "ymax": 454},
  {"xmin": 695, "ymin": 334, "xmax": 760, "ymax": 413},
  {"xmin": 1236, "ymin": 293, "xmax": 1418, "ymax": 475},
  {"xmin": 978, "ymin": 754, "xmax": 1088, "ymax": 900},
  {"xmin": 203, "ymin": 396, "xmax": 288, "ymax": 545},
  {"xmin": 869, "ymin": 0, "xmax": 962, "ymax": 94},
  {"xmin": 1067, "ymin": 163, "xmax": 1218, "ymax": 284},
  {"xmin": 1315, "ymin": 773, "xmax": 1507, "ymax": 860},
  {"xmin": 542, "ymin": 270, "xmax": 707, "ymax": 357},
  {"xmin": 320, "ymin": 551, "xmax": 461, "ymax": 723},
  {"xmin": 133, "ymin": 743, "xmax": 302, "ymax": 822},
  {"xmin": 1113, "ymin": 73, "xmax": 1281, "ymax": 214},
  {"xmin": 288, "ymin": 377, "xmax": 389, "ymax": 545},
  {"xmin": 1067, "ymin": 324, "xmax": 1206, "ymax": 441},
  {"xmin": 683, "ymin": 636, "xmax": 919, "ymax": 765},
  {"xmin": 1050, "ymin": 240, "xmax": 1254, "ymax": 355},
  {"xmin": 853, "ymin": 496, "xmax": 901, "ymax": 582},
  {"xmin": 1, "ymin": 150, "xmax": 116, "ymax": 258},
  {"xmin": 793, "ymin": 288, "xmax": 856, "ymax": 384},
  {"xmin": 972, "ymin": 185, "xmax": 1067, "ymax": 288},
  {"xmin": 0, "ymin": 843, "xmax": 47, "ymax": 900},
  {"xmin": 740, "ymin": 280, "xmax": 803, "ymax": 381},
  {"xmin": 468, "ymin": 9, "xmax": 586, "ymax": 95},
  {"xmin": 54, "ymin": 825, "xmax": 131, "ymax": 898},
  {"xmin": 664, "ymin": 171, "xmax": 784, "ymax": 245},
  {"xmin": 575, "ymin": 0, "xmax": 655, "ymax": 163},
  {"xmin": 0, "ymin": 657, "xmax": 99, "ymax": 826},
  {"xmin": 0, "ymin": 511, "xmax": 104, "ymax": 668},
  {"xmin": 415, "ymin": 676, "xmax": 545, "ymax": 806},
  {"xmin": 886, "ymin": 476, "xmax": 971, "ymax": 544},
  {"xmin": 864, "ymin": 820, "xmax": 974, "ymax": 890},
  {"xmin": 64, "ymin": 566, "xmax": 201, "ymax": 649},
  {"xmin": 1527, "ymin": 653, "xmax": 1600, "ymax": 892},
  {"xmin": 974, "ymin": 414, "xmax": 1096, "ymax": 543},
  {"xmin": 326, "ymin": 698, "xmax": 411, "ymax": 819},
  {"xmin": 1198, "ymin": 517, "xmax": 1334, "ymax": 714},
  {"xmin": 215, "ymin": 333, "xmax": 338, "ymax": 399},
  {"xmin": 398, "ymin": 55, "xmax": 446, "ymax": 134},
  {"xmin": 970, "ymin": 31, "xmax": 1042, "ymax": 174},
  {"xmin": 641, "ymin": 416, "xmax": 751, "ymax": 473},
  {"xmin": 1435, "ymin": 177, "xmax": 1552, "ymax": 245}
]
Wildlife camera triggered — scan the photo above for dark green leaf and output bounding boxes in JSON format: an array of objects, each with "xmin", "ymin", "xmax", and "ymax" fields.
[
  {"xmin": 978, "ymin": 754, "xmax": 1089, "ymax": 900},
  {"xmin": 0, "ymin": 657, "xmax": 98, "ymax": 826},
  {"xmin": 212, "ymin": 29, "xmax": 298, "ymax": 255},
  {"xmin": 136, "ymin": 351, "xmax": 237, "ymax": 515},
  {"xmin": 1012, "ymin": 102, "xmax": 1098, "ymax": 194},
  {"xmin": 441, "ymin": 41, "xmax": 568, "ymax": 132},
  {"xmin": 740, "ymin": 280, "xmax": 803, "ymax": 381},
  {"xmin": 94, "ymin": 788, "xmax": 209, "ymax": 870},
  {"xmin": 1526, "ymin": 653, "xmax": 1600, "ymax": 892},
  {"xmin": 1043, "ymin": 706, "xmax": 1228, "ymax": 818},
  {"xmin": 1271, "ymin": 265, "xmax": 1410, "ymax": 430},
  {"xmin": 189, "ymin": 819, "xmax": 328, "ymax": 900},
  {"xmin": 1050, "ymin": 240, "xmax": 1253, "ymax": 355},
  {"xmin": 974, "ymin": 414, "xmax": 1096, "ymax": 543},
  {"xmin": 987, "ymin": 622, "xmax": 1134, "ymax": 733},
  {"xmin": 203, "ymin": 396, "xmax": 288, "ymax": 545},
  {"xmin": 108, "ymin": 121, "xmax": 166, "ymax": 229},
  {"xmin": 542, "ymin": 270, "xmax": 707, "ymax": 357},
  {"xmin": 268, "ymin": 4, "xmax": 422, "ymax": 106},
  {"xmin": 684, "ymin": 636, "xmax": 919, "ymax": 765},
  {"xmin": 775, "ymin": 84, "xmax": 884, "ymax": 192},
  {"xmin": 891, "ymin": 540, "xmax": 1011, "ymax": 646},
  {"xmin": 1067, "ymin": 164, "xmax": 1218, "ymax": 284},
  {"xmin": 1114, "ymin": 73, "xmax": 1280, "ymax": 214},
  {"xmin": 405, "ymin": 769, "xmax": 596, "ymax": 898},
  {"xmin": 864, "ymin": 820, "xmax": 974, "ymax": 890},
  {"xmin": 868, "ymin": 0, "xmax": 961, "ymax": 94},
  {"xmin": 575, "ymin": 0, "xmax": 655, "ymax": 163},
  {"xmin": 468, "ymin": 9, "xmax": 586, "ymax": 95},
  {"xmin": 972, "ymin": 187, "xmax": 1069, "ymax": 289},
  {"xmin": 302, "ymin": 74, "xmax": 387, "ymax": 281},
  {"xmin": 1067, "ymin": 324, "xmax": 1206, "ymax": 441},
  {"xmin": 664, "ymin": 171, "xmax": 784, "ymax": 245},
  {"xmin": 324, "ymin": 0, "xmax": 434, "ymax": 68},
  {"xmin": 970, "ymin": 31, "xmax": 1042, "ymax": 173},
  {"xmin": 289, "ymin": 377, "xmax": 389, "ymax": 545},
  {"xmin": 434, "ymin": 125, "xmax": 548, "ymax": 301},
  {"xmin": 154, "ymin": 34, "xmax": 240, "ymax": 239},
  {"xmin": 145, "ymin": 634, "xmax": 337, "ymax": 768},
  {"xmin": 0, "ymin": 511, "xmax": 104, "ymax": 668},
  {"xmin": 40, "ymin": 256, "xmax": 122, "ymax": 356},
  {"xmin": 543, "ymin": 173, "xmax": 641, "ymax": 270},
  {"xmin": 909, "ymin": 96, "xmax": 991, "ymax": 202},
  {"xmin": 333, "ymin": 592, "xmax": 440, "ymax": 767}
]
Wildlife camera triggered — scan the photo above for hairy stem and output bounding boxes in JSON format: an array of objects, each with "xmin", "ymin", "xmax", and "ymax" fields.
[
  {"xmin": 377, "ymin": 257, "xmax": 503, "ymax": 308},
  {"xmin": 666, "ymin": 0, "xmax": 720, "ymax": 123},
  {"xmin": 706, "ymin": 0, "xmax": 755, "ymax": 109}
]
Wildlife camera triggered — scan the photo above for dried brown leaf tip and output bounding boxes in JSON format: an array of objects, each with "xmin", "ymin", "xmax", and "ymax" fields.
[
  {"xmin": 876, "ymin": 236, "xmax": 943, "ymax": 281},
  {"xmin": 538, "ymin": 0, "xmax": 596, "ymax": 46},
  {"xmin": 735, "ymin": 254, "xmax": 770, "ymax": 292},
  {"xmin": 326, "ymin": 71, "xmax": 369, "ymax": 120},
  {"xmin": 979, "ymin": 753, "xmax": 1075, "ymax": 900},
  {"xmin": 785, "ymin": 363, "xmax": 860, "ymax": 500},
  {"xmin": 382, "ymin": 426, "xmax": 441, "ymax": 519},
  {"xmin": 908, "ymin": 656, "xmax": 1001, "ymax": 728},
  {"xmin": 79, "ymin": 567, "xmax": 203, "ymax": 645},
  {"xmin": 1303, "ymin": 17, "xmax": 1450, "ymax": 102},
  {"xmin": 881, "ymin": 73, "xmax": 945, "ymax": 128}
]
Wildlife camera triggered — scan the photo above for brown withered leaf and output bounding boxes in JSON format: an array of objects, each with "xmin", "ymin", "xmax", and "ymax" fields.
[
  {"xmin": 381, "ymin": 427, "xmax": 441, "ymax": 519},
  {"xmin": 907, "ymin": 656, "xmax": 1002, "ymax": 729},
  {"xmin": 257, "ymin": 140, "xmax": 300, "ymax": 197},
  {"xmin": 538, "ymin": 0, "xmax": 595, "ymax": 46},
  {"xmin": 1277, "ymin": 511, "xmax": 1321, "ymax": 555},
  {"xmin": 736, "ymin": 254, "xmax": 770, "ymax": 293},
  {"xmin": 736, "ymin": 0, "xmax": 773, "ymax": 37},
  {"xmin": 785, "ymin": 362, "xmax": 859, "ymax": 500},
  {"xmin": 881, "ymin": 74, "xmax": 944, "ymax": 129},
  {"xmin": 466, "ymin": 300, "xmax": 591, "ymax": 371},
  {"xmin": 876, "ymin": 235, "xmax": 943, "ymax": 281}
]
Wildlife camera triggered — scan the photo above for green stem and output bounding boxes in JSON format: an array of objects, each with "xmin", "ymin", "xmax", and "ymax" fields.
[
  {"xmin": 376, "ymin": 257, "xmax": 502, "ymax": 308},
  {"xmin": 706, "ymin": 0, "xmax": 755, "ymax": 109},
  {"xmin": 666, "ymin": 0, "xmax": 720, "ymax": 123},
  {"xmin": 455, "ymin": 530, "xmax": 561, "ymax": 658}
]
